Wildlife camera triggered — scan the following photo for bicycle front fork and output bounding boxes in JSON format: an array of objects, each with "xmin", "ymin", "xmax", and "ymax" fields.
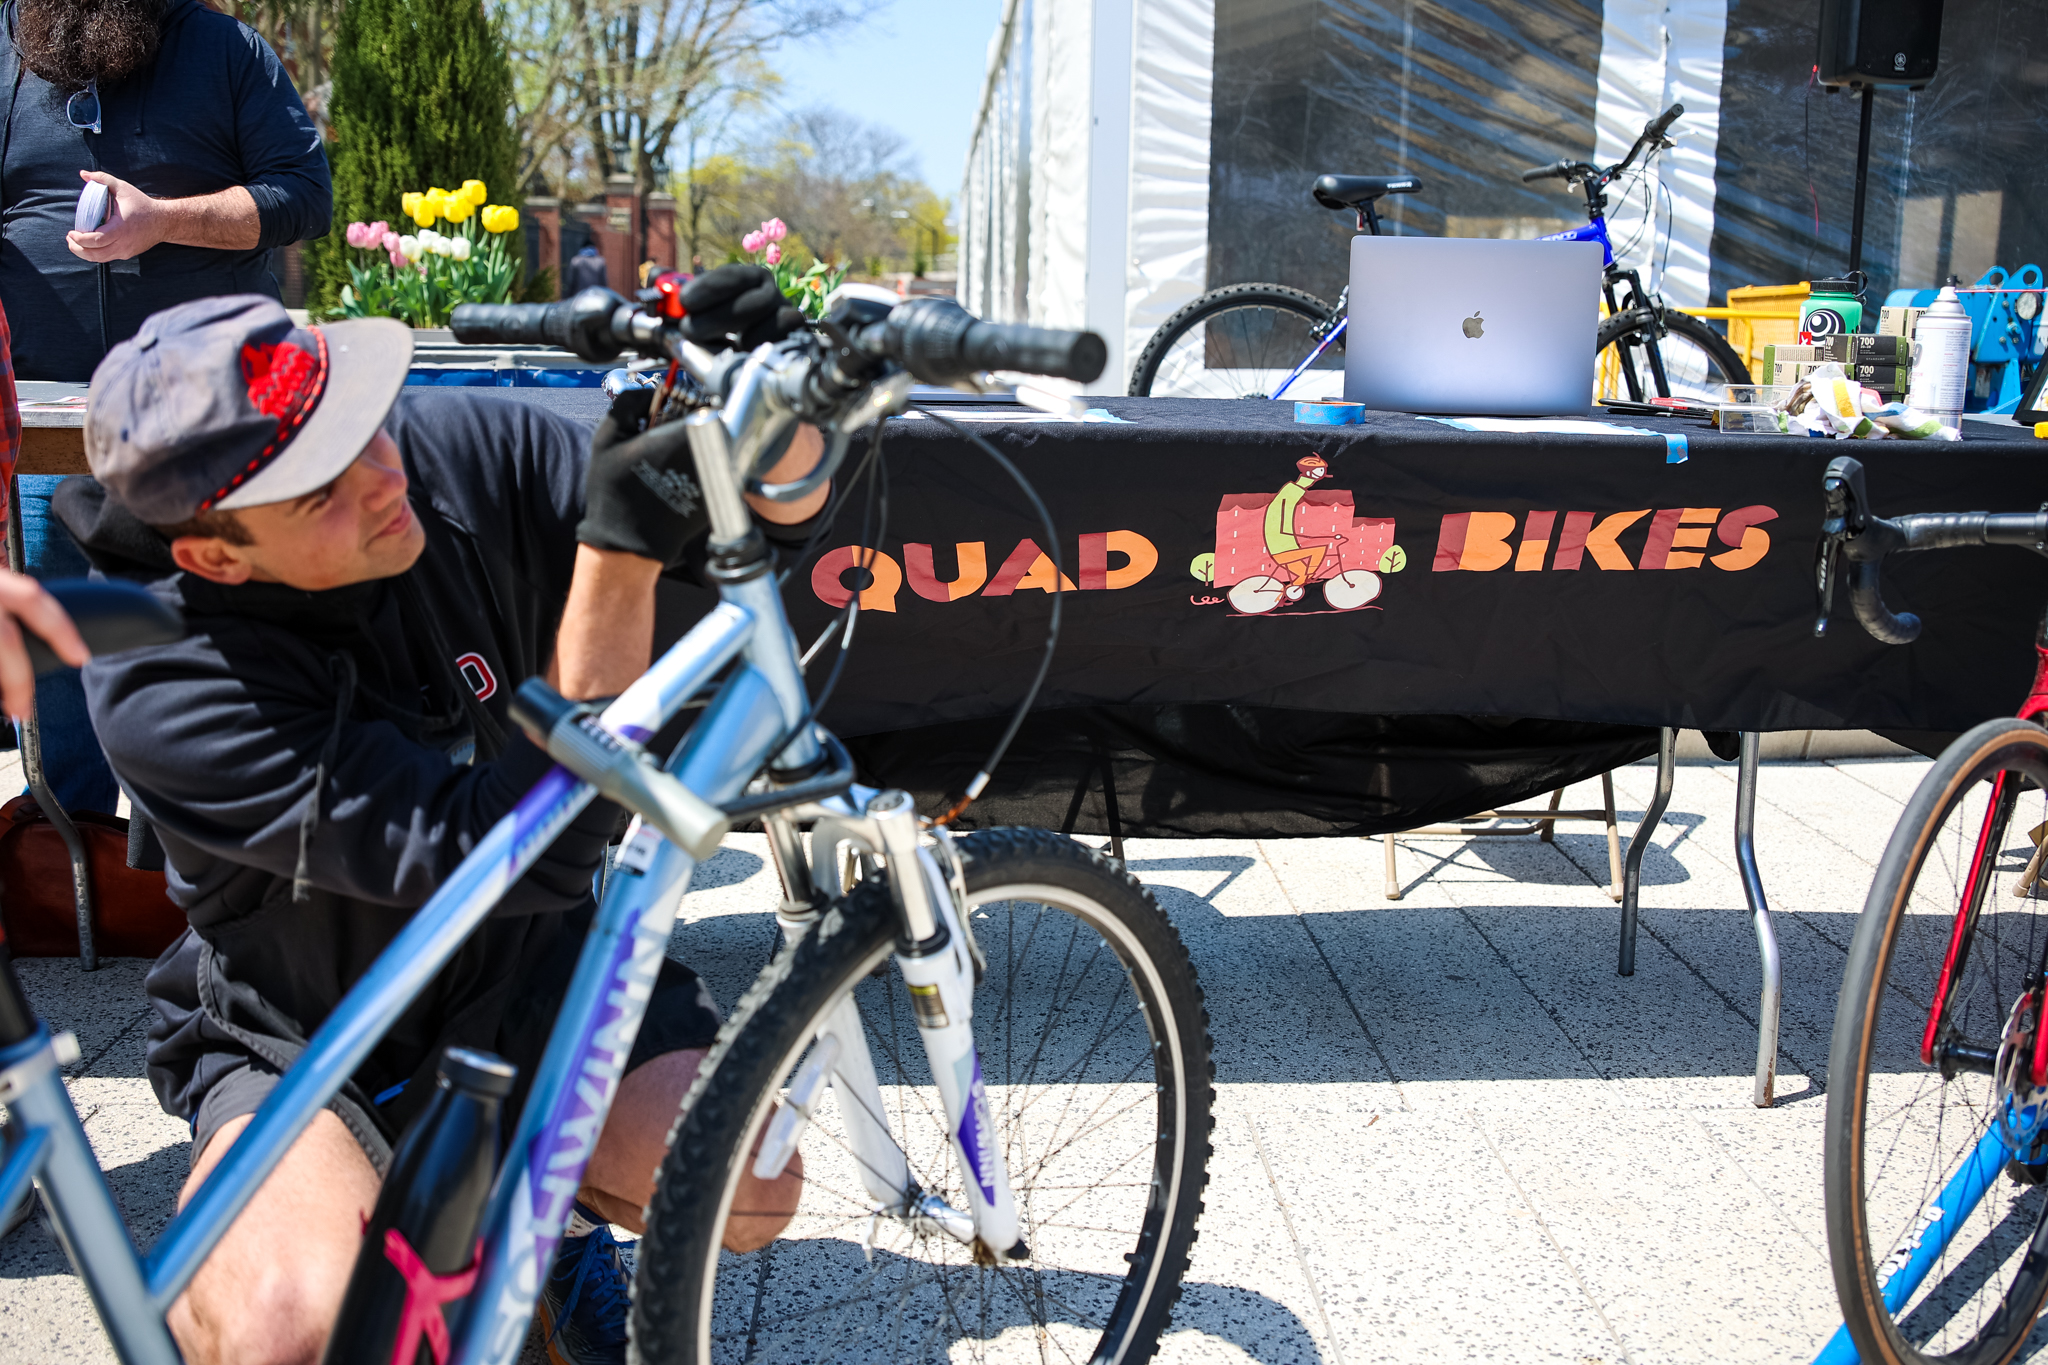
[{"xmin": 768, "ymin": 789, "xmax": 1028, "ymax": 1261}]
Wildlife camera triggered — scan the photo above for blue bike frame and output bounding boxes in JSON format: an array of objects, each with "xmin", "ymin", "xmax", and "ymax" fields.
[{"xmin": 0, "ymin": 428, "xmax": 833, "ymax": 1365}]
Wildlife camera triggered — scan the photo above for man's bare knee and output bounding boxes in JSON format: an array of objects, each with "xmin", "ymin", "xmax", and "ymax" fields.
[{"xmin": 170, "ymin": 1109, "xmax": 379, "ymax": 1365}]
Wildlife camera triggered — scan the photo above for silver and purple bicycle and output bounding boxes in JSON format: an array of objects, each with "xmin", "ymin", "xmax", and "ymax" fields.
[{"xmin": 0, "ymin": 287, "xmax": 1215, "ymax": 1363}]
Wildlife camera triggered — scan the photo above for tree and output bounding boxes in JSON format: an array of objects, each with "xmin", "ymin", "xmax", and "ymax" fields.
[
  {"xmin": 497, "ymin": 0, "xmax": 867, "ymax": 206},
  {"xmin": 308, "ymin": 0, "xmax": 520, "ymax": 310}
]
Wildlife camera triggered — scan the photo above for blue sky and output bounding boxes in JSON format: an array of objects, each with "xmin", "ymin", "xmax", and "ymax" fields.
[{"xmin": 766, "ymin": 0, "xmax": 1006, "ymax": 208}]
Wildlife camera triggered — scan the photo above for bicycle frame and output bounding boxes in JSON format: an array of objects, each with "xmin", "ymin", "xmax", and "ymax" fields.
[{"xmin": 0, "ymin": 342, "xmax": 1026, "ymax": 1364}]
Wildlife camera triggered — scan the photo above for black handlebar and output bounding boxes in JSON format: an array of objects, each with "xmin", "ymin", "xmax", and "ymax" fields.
[
  {"xmin": 451, "ymin": 290, "xmax": 1105, "ymax": 387},
  {"xmin": 1644, "ymin": 102, "xmax": 1684, "ymax": 143},
  {"xmin": 451, "ymin": 289, "xmax": 631, "ymax": 362},
  {"xmin": 1521, "ymin": 159, "xmax": 1573, "ymax": 184},
  {"xmin": 877, "ymin": 297, "xmax": 1106, "ymax": 385},
  {"xmin": 28, "ymin": 580, "xmax": 184, "ymax": 675},
  {"xmin": 1815, "ymin": 456, "xmax": 2048, "ymax": 644}
]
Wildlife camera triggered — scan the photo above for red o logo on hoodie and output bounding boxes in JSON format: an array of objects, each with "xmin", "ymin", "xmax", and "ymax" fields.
[{"xmin": 455, "ymin": 652, "xmax": 497, "ymax": 701}]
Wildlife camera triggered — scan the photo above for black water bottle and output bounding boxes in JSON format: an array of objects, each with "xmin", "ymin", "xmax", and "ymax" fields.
[{"xmin": 321, "ymin": 1047, "xmax": 517, "ymax": 1365}]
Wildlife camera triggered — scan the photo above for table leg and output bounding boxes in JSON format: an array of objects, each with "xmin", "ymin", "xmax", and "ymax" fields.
[
  {"xmin": 1619, "ymin": 727, "xmax": 1677, "ymax": 977},
  {"xmin": 5, "ymin": 480, "xmax": 95, "ymax": 970},
  {"xmin": 1737, "ymin": 731, "xmax": 1781, "ymax": 1108},
  {"xmin": 1383, "ymin": 834, "xmax": 1400, "ymax": 901}
]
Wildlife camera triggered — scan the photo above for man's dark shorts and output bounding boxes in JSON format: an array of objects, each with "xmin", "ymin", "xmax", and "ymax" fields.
[{"xmin": 187, "ymin": 953, "xmax": 722, "ymax": 1174}]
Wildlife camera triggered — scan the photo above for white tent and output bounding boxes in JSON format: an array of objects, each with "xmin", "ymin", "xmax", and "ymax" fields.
[{"xmin": 958, "ymin": 0, "xmax": 1735, "ymax": 393}]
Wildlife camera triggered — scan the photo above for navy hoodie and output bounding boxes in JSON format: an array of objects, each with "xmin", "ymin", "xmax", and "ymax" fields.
[
  {"xmin": 54, "ymin": 392, "xmax": 796, "ymax": 1150},
  {"xmin": 0, "ymin": 0, "xmax": 332, "ymax": 379}
]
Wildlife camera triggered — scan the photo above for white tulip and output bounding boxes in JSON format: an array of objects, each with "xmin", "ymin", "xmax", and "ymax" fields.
[
  {"xmin": 399, "ymin": 234, "xmax": 422, "ymax": 262},
  {"xmin": 450, "ymin": 236, "xmax": 472, "ymax": 262}
]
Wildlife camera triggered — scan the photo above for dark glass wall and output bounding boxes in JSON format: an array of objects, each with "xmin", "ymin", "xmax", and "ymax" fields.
[
  {"xmin": 1711, "ymin": 0, "xmax": 2048, "ymax": 305},
  {"xmin": 1208, "ymin": 0, "xmax": 1603, "ymax": 305}
]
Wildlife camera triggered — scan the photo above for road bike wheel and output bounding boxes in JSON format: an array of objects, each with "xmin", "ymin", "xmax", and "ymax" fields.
[
  {"xmin": 1321, "ymin": 570, "xmax": 1381, "ymax": 611},
  {"xmin": 633, "ymin": 827, "xmax": 1215, "ymax": 1364},
  {"xmin": 1595, "ymin": 308, "xmax": 1751, "ymax": 403},
  {"xmin": 1226, "ymin": 575, "xmax": 1287, "ymax": 614},
  {"xmin": 1128, "ymin": 283, "xmax": 1337, "ymax": 399},
  {"xmin": 1827, "ymin": 717, "xmax": 2048, "ymax": 1365}
]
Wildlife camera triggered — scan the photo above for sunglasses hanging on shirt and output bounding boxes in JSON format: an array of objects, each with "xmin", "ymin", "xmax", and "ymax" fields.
[{"xmin": 66, "ymin": 80, "xmax": 99, "ymax": 135}]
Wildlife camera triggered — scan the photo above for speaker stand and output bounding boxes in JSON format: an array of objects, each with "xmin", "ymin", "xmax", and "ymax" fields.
[{"xmin": 1847, "ymin": 85, "xmax": 1875, "ymax": 276}]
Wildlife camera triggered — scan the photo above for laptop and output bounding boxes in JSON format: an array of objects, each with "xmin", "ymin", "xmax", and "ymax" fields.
[{"xmin": 1343, "ymin": 236, "xmax": 1604, "ymax": 415}]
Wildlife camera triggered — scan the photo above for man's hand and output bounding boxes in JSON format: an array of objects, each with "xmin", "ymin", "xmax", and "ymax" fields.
[
  {"xmin": 578, "ymin": 389, "xmax": 710, "ymax": 567},
  {"xmin": 682, "ymin": 264, "xmax": 806, "ymax": 352},
  {"xmin": 0, "ymin": 572, "xmax": 88, "ymax": 721},
  {"xmin": 66, "ymin": 171, "xmax": 260, "ymax": 262}
]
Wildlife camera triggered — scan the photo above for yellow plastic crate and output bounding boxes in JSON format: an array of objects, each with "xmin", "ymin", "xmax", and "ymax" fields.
[{"xmin": 1723, "ymin": 282, "xmax": 1812, "ymax": 379}]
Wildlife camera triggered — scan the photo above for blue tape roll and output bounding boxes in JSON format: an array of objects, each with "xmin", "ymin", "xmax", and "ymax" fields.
[{"xmin": 1294, "ymin": 401, "xmax": 1366, "ymax": 426}]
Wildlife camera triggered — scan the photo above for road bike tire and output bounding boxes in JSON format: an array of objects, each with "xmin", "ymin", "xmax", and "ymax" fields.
[
  {"xmin": 1127, "ymin": 283, "xmax": 1336, "ymax": 399},
  {"xmin": 631, "ymin": 827, "xmax": 1215, "ymax": 1365},
  {"xmin": 1826, "ymin": 717, "xmax": 2048, "ymax": 1365},
  {"xmin": 1596, "ymin": 308, "xmax": 1751, "ymax": 403}
]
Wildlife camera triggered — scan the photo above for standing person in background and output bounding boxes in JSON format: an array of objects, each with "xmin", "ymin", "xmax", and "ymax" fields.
[
  {"xmin": 0, "ymin": 0, "xmax": 330, "ymax": 815},
  {"xmin": 566, "ymin": 242, "xmax": 608, "ymax": 294}
]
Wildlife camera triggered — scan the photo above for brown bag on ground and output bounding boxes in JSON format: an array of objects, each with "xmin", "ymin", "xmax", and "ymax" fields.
[{"xmin": 0, "ymin": 794, "xmax": 185, "ymax": 957}]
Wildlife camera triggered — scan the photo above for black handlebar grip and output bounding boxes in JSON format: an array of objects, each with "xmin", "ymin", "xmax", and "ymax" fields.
[
  {"xmin": 1520, "ymin": 160, "xmax": 1567, "ymax": 183},
  {"xmin": 882, "ymin": 298, "xmax": 1106, "ymax": 384},
  {"xmin": 1645, "ymin": 102, "xmax": 1684, "ymax": 140},
  {"xmin": 957, "ymin": 322, "xmax": 1106, "ymax": 383},
  {"xmin": 450, "ymin": 302, "xmax": 573, "ymax": 348},
  {"xmin": 28, "ymin": 580, "xmax": 183, "ymax": 675},
  {"xmin": 450, "ymin": 288, "xmax": 628, "ymax": 362},
  {"xmin": 1847, "ymin": 559, "xmax": 1921, "ymax": 645}
]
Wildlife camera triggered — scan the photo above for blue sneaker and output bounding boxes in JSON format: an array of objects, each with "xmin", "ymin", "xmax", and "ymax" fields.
[{"xmin": 537, "ymin": 1203, "xmax": 633, "ymax": 1364}]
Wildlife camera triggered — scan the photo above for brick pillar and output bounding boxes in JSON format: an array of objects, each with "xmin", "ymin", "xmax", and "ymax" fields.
[
  {"xmin": 602, "ymin": 173, "xmax": 639, "ymax": 294},
  {"xmin": 525, "ymin": 197, "xmax": 561, "ymax": 299},
  {"xmin": 645, "ymin": 193, "xmax": 677, "ymax": 272}
]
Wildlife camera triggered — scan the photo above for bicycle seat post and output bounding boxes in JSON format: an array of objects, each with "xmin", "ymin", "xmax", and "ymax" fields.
[{"xmin": 1357, "ymin": 202, "xmax": 1381, "ymax": 237}]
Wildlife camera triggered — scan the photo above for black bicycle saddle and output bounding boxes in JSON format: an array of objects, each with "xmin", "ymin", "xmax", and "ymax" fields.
[{"xmin": 1312, "ymin": 174, "xmax": 1423, "ymax": 210}]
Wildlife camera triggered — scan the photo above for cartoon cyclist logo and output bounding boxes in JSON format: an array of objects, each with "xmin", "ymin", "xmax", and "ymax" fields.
[{"xmin": 1189, "ymin": 451, "xmax": 1406, "ymax": 616}]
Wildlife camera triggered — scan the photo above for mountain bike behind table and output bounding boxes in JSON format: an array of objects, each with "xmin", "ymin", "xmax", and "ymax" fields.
[
  {"xmin": 0, "ymin": 284, "xmax": 1215, "ymax": 1365},
  {"xmin": 1128, "ymin": 103, "xmax": 1751, "ymax": 404},
  {"xmin": 1811, "ymin": 455, "xmax": 2048, "ymax": 1365}
]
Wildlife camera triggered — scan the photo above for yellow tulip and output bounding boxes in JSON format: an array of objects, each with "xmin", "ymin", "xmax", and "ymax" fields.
[
  {"xmin": 401, "ymin": 191, "xmax": 423, "ymax": 216},
  {"xmin": 461, "ymin": 179, "xmax": 488, "ymax": 206},
  {"xmin": 443, "ymin": 195, "xmax": 474, "ymax": 223},
  {"xmin": 481, "ymin": 205, "xmax": 520, "ymax": 233},
  {"xmin": 411, "ymin": 200, "xmax": 438, "ymax": 228},
  {"xmin": 427, "ymin": 187, "xmax": 449, "ymax": 200}
]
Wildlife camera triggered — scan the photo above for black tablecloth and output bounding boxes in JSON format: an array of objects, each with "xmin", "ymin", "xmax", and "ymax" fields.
[{"xmin": 499, "ymin": 389, "xmax": 2048, "ymax": 835}]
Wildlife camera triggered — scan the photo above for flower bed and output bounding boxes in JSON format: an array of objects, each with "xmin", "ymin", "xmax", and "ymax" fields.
[{"xmin": 335, "ymin": 180, "xmax": 522, "ymax": 328}]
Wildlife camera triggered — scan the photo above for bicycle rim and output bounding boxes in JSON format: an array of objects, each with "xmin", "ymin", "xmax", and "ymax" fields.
[
  {"xmin": 1140, "ymin": 298, "xmax": 1335, "ymax": 400},
  {"xmin": 1596, "ymin": 313, "xmax": 1744, "ymax": 404},
  {"xmin": 643, "ymin": 832, "xmax": 1209, "ymax": 1364},
  {"xmin": 1830, "ymin": 719, "xmax": 2048, "ymax": 1365}
]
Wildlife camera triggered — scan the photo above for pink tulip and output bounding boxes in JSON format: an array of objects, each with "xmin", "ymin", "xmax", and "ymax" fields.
[
  {"xmin": 742, "ymin": 230, "xmax": 766, "ymax": 254},
  {"xmin": 366, "ymin": 220, "xmax": 390, "ymax": 242},
  {"xmin": 345, "ymin": 221, "xmax": 372, "ymax": 248},
  {"xmin": 389, "ymin": 247, "xmax": 407, "ymax": 268},
  {"xmin": 764, "ymin": 242, "xmax": 782, "ymax": 265},
  {"xmin": 380, "ymin": 231, "xmax": 400, "ymax": 252},
  {"xmin": 762, "ymin": 218, "xmax": 788, "ymax": 243}
]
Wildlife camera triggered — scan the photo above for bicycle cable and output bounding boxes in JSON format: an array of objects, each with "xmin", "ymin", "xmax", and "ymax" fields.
[{"xmin": 910, "ymin": 405, "xmax": 1064, "ymax": 827}]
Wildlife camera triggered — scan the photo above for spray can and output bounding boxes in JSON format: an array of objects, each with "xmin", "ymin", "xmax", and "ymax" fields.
[
  {"xmin": 321, "ymin": 1047, "xmax": 516, "ymax": 1365},
  {"xmin": 1908, "ymin": 283, "xmax": 1973, "ymax": 432},
  {"xmin": 1800, "ymin": 278, "xmax": 1864, "ymax": 344}
]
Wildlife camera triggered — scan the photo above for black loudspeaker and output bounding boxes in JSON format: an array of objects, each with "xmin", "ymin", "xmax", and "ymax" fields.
[{"xmin": 1818, "ymin": 0, "xmax": 1944, "ymax": 88}]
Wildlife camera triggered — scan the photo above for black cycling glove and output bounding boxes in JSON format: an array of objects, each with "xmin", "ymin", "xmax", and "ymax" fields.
[
  {"xmin": 577, "ymin": 389, "xmax": 708, "ymax": 567},
  {"xmin": 682, "ymin": 264, "xmax": 806, "ymax": 352}
]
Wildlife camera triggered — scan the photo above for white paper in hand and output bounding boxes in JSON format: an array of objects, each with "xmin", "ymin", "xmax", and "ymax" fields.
[{"xmin": 74, "ymin": 180, "xmax": 110, "ymax": 233}]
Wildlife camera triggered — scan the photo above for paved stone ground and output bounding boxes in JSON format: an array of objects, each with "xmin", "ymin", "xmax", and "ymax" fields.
[{"xmin": 0, "ymin": 754, "xmax": 1960, "ymax": 1362}]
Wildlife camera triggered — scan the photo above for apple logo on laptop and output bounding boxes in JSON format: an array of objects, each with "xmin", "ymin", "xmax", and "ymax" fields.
[{"xmin": 1462, "ymin": 311, "xmax": 1485, "ymax": 339}]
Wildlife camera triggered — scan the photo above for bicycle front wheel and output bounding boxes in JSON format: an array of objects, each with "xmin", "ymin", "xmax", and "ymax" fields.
[
  {"xmin": 1827, "ymin": 717, "xmax": 2048, "ymax": 1365},
  {"xmin": 633, "ymin": 827, "xmax": 1215, "ymax": 1365},
  {"xmin": 1596, "ymin": 308, "xmax": 1750, "ymax": 403},
  {"xmin": 1128, "ymin": 283, "xmax": 1337, "ymax": 399}
]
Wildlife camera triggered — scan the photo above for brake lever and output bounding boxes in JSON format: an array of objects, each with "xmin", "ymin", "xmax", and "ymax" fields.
[{"xmin": 1814, "ymin": 461, "xmax": 1860, "ymax": 638}]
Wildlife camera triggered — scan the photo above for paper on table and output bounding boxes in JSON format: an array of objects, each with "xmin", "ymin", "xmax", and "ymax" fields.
[{"xmin": 1418, "ymin": 415, "xmax": 1660, "ymax": 437}]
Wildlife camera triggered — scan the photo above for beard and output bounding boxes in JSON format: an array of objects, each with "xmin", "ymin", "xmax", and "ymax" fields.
[{"xmin": 16, "ymin": 0, "xmax": 170, "ymax": 94}]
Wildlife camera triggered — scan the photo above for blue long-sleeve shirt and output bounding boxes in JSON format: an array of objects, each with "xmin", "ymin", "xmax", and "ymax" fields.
[{"xmin": 0, "ymin": 0, "xmax": 332, "ymax": 379}]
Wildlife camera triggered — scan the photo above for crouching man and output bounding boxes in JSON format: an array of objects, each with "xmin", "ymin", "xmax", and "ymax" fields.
[{"xmin": 54, "ymin": 274, "xmax": 816, "ymax": 1365}]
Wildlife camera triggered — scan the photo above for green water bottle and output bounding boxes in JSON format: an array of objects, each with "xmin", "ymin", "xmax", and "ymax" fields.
[{"xmin": 1800, "ymin": 278, "xmax": 1864, "ymax": 344}]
